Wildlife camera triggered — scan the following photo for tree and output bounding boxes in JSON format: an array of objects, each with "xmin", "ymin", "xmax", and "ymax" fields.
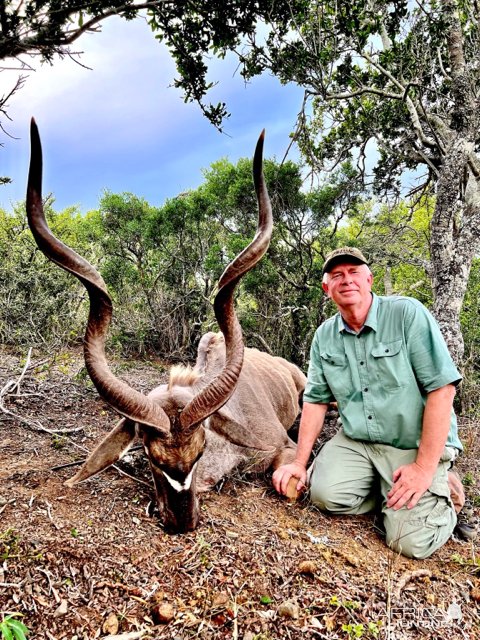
[
  {"xmin": 150, "ymin": 0, "xmax": 479, "ymax": 365},
  {"xmin": 4, "ymin": 2, "xmax": 478, "ymax": 365},
  {"xmin": 94, "ymin": 189, "xmax": 223, "ymax": 357},
  {"xmin": 0, "ymin": 0, "xmax": 280, "ymax": 141},
  {"xmin": 0, "ymin": 200, "xmax": 93, "ymax": 345},
  {"xmin": 187, "ymin": 154, "xmax": 363, "ymax": 364}
]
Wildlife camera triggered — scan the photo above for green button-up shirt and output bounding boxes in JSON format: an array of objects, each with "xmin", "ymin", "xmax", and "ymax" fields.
[{"xmin": 304, "ymin": 293, "xmax": 462, "ymax": 450}]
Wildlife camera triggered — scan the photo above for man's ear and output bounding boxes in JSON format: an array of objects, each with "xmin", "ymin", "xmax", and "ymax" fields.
[{"xmin": 322, "ymin": 282, "xmax": 329, "ymax": 296}]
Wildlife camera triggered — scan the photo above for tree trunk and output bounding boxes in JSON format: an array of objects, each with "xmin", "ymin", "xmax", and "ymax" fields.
[
  {"xmin": 428, "ymin": 0, "xmax": 480, "ymax": 365},
  {"xmin": 430, "ymin": 142, "xmax": 480, "ymax": 365}
]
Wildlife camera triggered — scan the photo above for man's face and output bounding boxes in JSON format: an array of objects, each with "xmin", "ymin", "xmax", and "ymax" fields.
[{"xmin": 322, "ymin": 262, "xmax": 373, "ymax": 308}]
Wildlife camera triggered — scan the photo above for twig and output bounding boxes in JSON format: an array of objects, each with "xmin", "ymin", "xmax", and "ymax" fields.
[
  {"xmin": 110, "ymin": 464, "xmax": 151, "ymax": 488},
  {"xmin": 393, "ymin": 568, "xmax": 432, "ymax": 601},
  {"xmin": 0, "ymin": 401, "xmax": 83, "ymax": 434},
  {"xmin": 0, "ymin": 349, "xmax": 82, "ymax": 434},
  {"xmin": 12, "ymin": 346, "xmax": 32, "ymax": 394}
]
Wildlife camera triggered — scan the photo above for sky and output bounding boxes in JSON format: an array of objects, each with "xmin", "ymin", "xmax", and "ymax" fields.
[{"xmin": 1, "ymin": 16, "xmax": 304, "ymax": 214}]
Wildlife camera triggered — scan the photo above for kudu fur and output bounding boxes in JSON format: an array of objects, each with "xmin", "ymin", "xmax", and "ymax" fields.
[{"xmin": 26, "ymin": 119, "xmax": 306, "ymax": 532}]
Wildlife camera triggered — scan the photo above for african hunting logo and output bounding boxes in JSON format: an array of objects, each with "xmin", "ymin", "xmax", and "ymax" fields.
[{"xmin": 387, "ymin": 601, "xmax": 462, "ymax": 631}]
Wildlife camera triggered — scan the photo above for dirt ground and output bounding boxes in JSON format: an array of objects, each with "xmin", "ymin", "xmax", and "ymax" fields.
[{"xmin": 0, "ymin": 346, "xmax": 479, "ymax": 640}]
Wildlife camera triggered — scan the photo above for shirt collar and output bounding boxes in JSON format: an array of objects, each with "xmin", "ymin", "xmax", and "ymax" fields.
[{"xmin": 336, "ymin": 292, "xmax": 378, "ymax": 334}]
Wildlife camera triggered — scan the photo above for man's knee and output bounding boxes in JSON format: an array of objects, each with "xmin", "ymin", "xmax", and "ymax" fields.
[
  {"xmin": 309, "ymin": 452, "xmax": 376, "ymax": 514},
  {"xmin": 309, "ymin": 478, "xmax": 374, "ymax": 514},
  {"xmin": 309, "ymin": 462, "xmax": 352, "ymax": 511},
  {"xmin": 309, "ymin": 481, "xmax": 342, "ymax": 512},
  {"xmin": 384, "ymin": 500, "xmax": 456, "ymax": 559},
  {"xmin": 386, "ymin": 530, "xmax": 436, "ymax": 559}
]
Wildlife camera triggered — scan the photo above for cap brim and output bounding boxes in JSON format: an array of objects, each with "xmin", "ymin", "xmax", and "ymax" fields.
[{"xmin": 322, "ymin": 256, "xmax": 367, "ymax": 274}]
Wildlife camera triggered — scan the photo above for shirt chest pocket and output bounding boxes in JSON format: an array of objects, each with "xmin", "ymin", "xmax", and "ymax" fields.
[
  {"xmin": 320, "ymin": 351, "xmax": 350, "ymax": 400},
  {"xmin": 371, "ymin": 339, "xmax": 409, "ymax": 390}
]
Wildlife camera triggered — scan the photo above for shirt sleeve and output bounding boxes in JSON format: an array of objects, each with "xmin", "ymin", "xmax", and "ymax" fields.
[
  {"xmin": 403, "ymin": 300, "xmax": 462, "ymax": 392},
  {"xmin": 303, "ymin": 329, "xmax": 335, "ymax": 404}
]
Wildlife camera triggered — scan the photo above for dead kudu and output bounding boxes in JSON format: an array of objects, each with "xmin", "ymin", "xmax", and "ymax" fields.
[{"xmin": 26, "ymin": 120, "xmax": 306, "ymax": 532}]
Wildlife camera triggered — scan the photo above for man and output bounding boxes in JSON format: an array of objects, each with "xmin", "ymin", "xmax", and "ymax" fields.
[{"xmin": 273, "ymin": 247, "xmax": 472, "ymax": 559}]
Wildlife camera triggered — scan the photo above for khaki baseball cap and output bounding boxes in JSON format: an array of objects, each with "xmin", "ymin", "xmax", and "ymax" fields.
[{"xmin": 322, "ymin": 247, "xmax": 369, "ymax": 274}]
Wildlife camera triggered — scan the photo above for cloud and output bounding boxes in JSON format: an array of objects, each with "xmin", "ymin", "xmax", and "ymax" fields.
[{"xmin": 1, "ymin": 16, "xmax": 303, "ymax": 212}]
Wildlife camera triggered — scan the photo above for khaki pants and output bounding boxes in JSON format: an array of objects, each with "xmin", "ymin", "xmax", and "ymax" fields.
[{"xmin": 309, "ymin": 429, "xmax": 457, "ymax": 559}]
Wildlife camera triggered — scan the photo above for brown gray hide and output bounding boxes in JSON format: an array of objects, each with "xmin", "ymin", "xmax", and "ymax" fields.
[
  {"xmin": 65, "ymin": 332, "xmax": 305, "ymax": 532},
  {"xmin": 149, "ymin": 332, "xmax": 306, "ymax": 491}
]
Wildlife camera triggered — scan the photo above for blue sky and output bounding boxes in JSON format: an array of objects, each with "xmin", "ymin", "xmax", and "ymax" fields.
[{"xmin": 1, "ymin": 16, "xmax": 304, "ymax": 214}]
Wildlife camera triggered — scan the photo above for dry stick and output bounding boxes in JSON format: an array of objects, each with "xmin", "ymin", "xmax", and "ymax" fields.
[
  {"xmin": 2, "ymin": 352, "xmax": 149, "ymax": 487},
  {"xmin": 11, "ymin": 346, "xmax": 32, "ymax": 394},
  {"xmin": 0, "ymin": 348, "xmax": 82, "ymax": 434},
  {"xmin": 393, "ymin": 569, "xmax": 432, "ymax": 601},
  {"xmin": 0, "ymin": 397, "xmax": 83, "ymax": 434}
]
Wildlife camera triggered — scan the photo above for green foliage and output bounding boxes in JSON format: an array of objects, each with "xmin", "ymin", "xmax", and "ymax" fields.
[
  {"xmin": 340, "ymin": 197, "xmax": 433, "ymax": 304},
  {"xmin": 2, "ymin": 146, "xmax": 480, "ymax": 406},
  {"xmin": 450, "ymin": 552, "xmax": 480, "ymax": 574},
  {"xmin": 0, "ymin": 530, "xmax": 20, "ymax": 561},
  {"xmin": 342, "ymin": 622, "xmax": 381, "ymax": 639},
  {"xmin": 0, "ymin": 201, "xmax": 94, "ymax": 347},
  {"xmin": 0, "ymin": 614, "xmax": 29, "ymax": 640}
]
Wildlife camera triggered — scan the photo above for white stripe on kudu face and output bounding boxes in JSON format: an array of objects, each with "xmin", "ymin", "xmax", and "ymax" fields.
[{"xmin": 161, "ymin": 461, "xmax": 199, "ymax": 493}]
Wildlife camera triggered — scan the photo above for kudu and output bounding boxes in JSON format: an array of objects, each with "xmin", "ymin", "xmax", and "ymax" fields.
[{"xmin": 26, "ymin": 119, "xmax": 306, "ymax": 532}]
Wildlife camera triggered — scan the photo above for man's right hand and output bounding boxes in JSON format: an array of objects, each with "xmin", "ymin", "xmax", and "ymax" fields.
[{"xmin": 272, "ymin": 462, "xmax": 308, "ymax": 496}]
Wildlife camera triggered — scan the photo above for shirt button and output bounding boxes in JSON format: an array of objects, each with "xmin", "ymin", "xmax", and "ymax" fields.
[
  {"xmin": 368, "ymin": 415, "xmax": 372, "ymax": 420},
  {"xmin": 385, "ymin": 349, "xmax": 390, "ymax": 353},
  {"xmin": 360, "ymin": 361, "xmax": 365, "ymax": 365},
  {"xmin": 364, "ymin": 387, "xmax": 368, "ymax": 392}
]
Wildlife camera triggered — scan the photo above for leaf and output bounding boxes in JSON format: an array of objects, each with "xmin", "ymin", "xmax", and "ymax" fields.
[
  {"xmin": 324, "ymin": 615, "xmax": 336, "ymax": 632},
  {"xmin": 0, "ymin": 622, "xmax": 14, "ymax": 640},
  {"xmin": 259, "ymin": 595, "xmax": 273, "ymax": 604},
  {"xmin": 6, "ymin": 620, "xmax": 28, "ymax": 640},
  {"xmin": 102, "ymin": 612, "xmax": 119, "ymax": 635}
]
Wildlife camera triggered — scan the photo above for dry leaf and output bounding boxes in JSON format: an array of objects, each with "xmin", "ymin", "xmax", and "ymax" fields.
[
  {"xmin": 53, "ymin": 599, "xmax": 68, "ymax": 617},
  {"xmin": 324, "ymin": 614, "xmax": 336, "ymax": 632},
  {"xmin": 151, "ymin": 602, "xmax": 175, "ymax": 624},
  {"xmin": 278, "ymin": 600, "xmax": 300, "ymax": 619},
  {"xmin": 471, "ymin": 586, "xmax": 480, "ymax": 602},
  {"xmin": 103, "ymin": 612, "xmax": 119, "ymax": 635},
  {"xmin": 298, "ymin": 560, "xmax": 317, "ymax": 574}
]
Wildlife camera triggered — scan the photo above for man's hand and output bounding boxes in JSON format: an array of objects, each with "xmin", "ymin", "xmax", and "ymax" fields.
[
  {"xmin": 387, "ymin": 462, "xmax": 434, "ymax": 510},
  {"xmin": 272, "ymin": 462, "xmax": 307, "ymax": 497}
]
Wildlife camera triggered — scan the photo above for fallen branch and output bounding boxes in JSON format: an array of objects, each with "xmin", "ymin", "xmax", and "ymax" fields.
[
  {"xmin": 393, "ymin": 569, "xmax": 432, "ymax": 601},
  {"xmin": 0, "ymin": 348, "xmax": 83, "ymax": 434}
]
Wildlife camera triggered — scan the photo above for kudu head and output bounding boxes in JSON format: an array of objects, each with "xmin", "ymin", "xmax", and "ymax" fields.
[{"xmin": 26, "ymin": 119, "xmax": 272, "ymax": 532}]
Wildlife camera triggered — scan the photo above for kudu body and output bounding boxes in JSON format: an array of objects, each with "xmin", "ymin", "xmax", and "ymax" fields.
[{"xmin": 26, "ymin": 120, "xmax": 306, "ymax": 532}]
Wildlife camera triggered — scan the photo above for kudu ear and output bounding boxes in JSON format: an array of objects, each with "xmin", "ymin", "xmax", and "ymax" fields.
[
  {"xmin": 209, "ymin": 407, "xmax": 275, "ymax": 452},
  {"xmin": 64, "ymin": 418, "xmax": 136, "ymax": 487}
]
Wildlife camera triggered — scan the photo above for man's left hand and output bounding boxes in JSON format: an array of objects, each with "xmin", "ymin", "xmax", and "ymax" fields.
[{"xmin": 387, "ymin": 463, "xmax": 434, "ymax": 510}]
